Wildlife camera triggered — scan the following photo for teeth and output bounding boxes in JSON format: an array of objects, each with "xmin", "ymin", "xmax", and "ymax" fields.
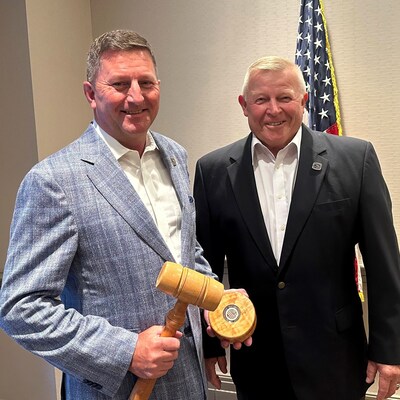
[
  {"xmin": 124, "ymin": 110, "xmax": 142, "ymax": 115},
  {"xmin": 267, "ymin": 122, "xmax": 283, "ymax": 126}
]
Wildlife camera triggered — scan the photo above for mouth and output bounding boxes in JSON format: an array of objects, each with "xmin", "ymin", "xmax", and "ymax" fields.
[
  {"xmin": 121, "ymin": 110, "xmax": 144, "ymax": 115},
  {"xmin": 266, "ymin": 121, "xmax": 284, "ymax": 126}
]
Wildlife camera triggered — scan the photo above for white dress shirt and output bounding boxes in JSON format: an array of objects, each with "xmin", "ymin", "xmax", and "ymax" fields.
[
  {"xmin": 93, "ymin": 121, "xmax": 182, "ymax": 263},
  {"xmin": 252, "ymin": 128, "xmax": 302, "ymax": 264}
]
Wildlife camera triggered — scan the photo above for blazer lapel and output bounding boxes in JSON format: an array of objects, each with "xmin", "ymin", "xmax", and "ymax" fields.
[
  {"xmin": 79, "ymin": 126, "xmax": 173, "ymax": 261},
  {"xmin": 279, "ymin": 125, "xmax": 328, "ymax": 269},
  {"xmin": 227, "ymin": 135, "xmax": 278, "ymax": 270}
]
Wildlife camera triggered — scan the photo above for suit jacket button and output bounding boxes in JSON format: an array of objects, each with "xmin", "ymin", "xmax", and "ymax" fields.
[{"xmin": 278, "ymin": 281, "xmax": 286, "ymax": 289}]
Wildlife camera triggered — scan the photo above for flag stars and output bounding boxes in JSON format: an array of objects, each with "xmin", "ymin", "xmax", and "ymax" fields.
[
  {"xmin": 297, "ymin": 31, "xmax": 303, "ymax": 41},
  {"xmin": 296, "ymin": 0, "xmax": 340, "ymax": 134},
  {"xmin": 322, "ymin": 76, "xmax": 331, "ymax": 86},
  {"xmin": 320, "ymin": 93, "xmax": 330, "ymax": 103},
  {"xmin": 315, "ymin": 22, "xmax": 323, "ymax": 32},
  {"xmin": 319, "ymin": 108, "xmax": 329, "ymax": 119},
  {"xmin": 314, "ymin": 38, "xmax": 323, "ymax": 49}
]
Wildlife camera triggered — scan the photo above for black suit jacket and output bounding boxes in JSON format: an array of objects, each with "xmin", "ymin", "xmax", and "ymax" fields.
[{"xmin": 194, "ymin": 125, "xmax": 400, "ymax": 400}]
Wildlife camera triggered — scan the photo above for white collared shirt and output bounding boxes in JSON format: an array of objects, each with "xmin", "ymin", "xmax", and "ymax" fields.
[
  {"xmin": 252, "ymin": 128, "xmax": 302, "ymax": 264},
  {"xmin": 93, "ymin": 121, "xmax": 182, "ymax": 263}
]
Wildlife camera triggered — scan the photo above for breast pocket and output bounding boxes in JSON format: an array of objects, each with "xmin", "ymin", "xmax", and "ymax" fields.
[{"xmin": 315, "ymin": 198, "xmax": 351, "ymax": 216}]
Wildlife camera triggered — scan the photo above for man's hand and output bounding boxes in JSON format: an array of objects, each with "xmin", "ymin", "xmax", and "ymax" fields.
[
  {"xmin": 205, "ymin": 356, "xmax": 228, "ymax": 389},
  {"xmin": 366, "ymin": 361, "xmax": 400, "ymax": 400},
  {"xmin": 204, "ymin": 288, "xmax": 253, "ymax": 350},
  {"xmin": 129, "ymin": 325, "xmax": 183, "ymax": 379}
]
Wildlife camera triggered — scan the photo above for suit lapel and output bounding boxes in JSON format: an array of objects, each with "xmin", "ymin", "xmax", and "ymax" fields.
[
  {"xmin": 78, "ymin": 126, "xmax": 173, "ymax": 261},
  {"xmin": 227, "ymin": 135, "xmax": 278, "ymax": 269},
  {"xmin": 279, "ymin": 125, "xmax": 328, "ymax": 269}
]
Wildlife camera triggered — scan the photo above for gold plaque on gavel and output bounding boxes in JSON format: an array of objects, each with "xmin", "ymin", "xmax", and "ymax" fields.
[{"xmin": 209, "ymin": 291, "xmax": 256, "ymax": 343}]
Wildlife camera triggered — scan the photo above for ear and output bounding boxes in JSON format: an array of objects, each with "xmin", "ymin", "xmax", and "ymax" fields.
[
  {"xmin": 238, "ymin": 95, "xmax": 248, "ymax": 117},
  {"xmin": 301, "ymin": 92, "xmax": 308, "ymax": 107},
  {"xmin": 83, "ymin": 81, "xmax": 96, "ymax": 110}
]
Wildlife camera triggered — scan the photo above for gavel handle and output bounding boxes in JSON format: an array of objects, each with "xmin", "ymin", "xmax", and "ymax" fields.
[{"xmin": 128, "ymin": 300, "xmax": 188, "ymax": 400}]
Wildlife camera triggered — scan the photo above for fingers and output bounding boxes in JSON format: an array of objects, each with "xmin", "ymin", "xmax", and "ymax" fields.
[
  {"xmin": 225, "ymin": 288, "xmax": 249, "ymax": 297},
  {"xmin": 231, "ymin": 341, "xmax": 242, "ymax": 350},
  {"xmin": 208, "ymin": 373, "xmax": 221, "ymax": 390},
  {"xmin": 129, "ymin": 325, "xmax": 181, "ymax": 379},
  {"xmin": 205, "ymin": 357, "xmax": 229, "ymax": 390},
  {"xmin": 205, "ymin": 357, "xmax": 221, "ymax": 389},
  {"xmin": 207, "ymin": 288, "xmax": 254, "ymax": 349},
  {"xmin": 368, "ymin": 362, "xmax": 400, "ymax": 400},
  {"xmin": 243, "ymin": 336, "xmax": 253, "ymax": 347},
  {"xmin": 216, "ymin": 356, "xmax": 228, "ymax": 374},
  {"xmin": 366, "ymin": 360, "xmax": 378, "ymax": 384}
]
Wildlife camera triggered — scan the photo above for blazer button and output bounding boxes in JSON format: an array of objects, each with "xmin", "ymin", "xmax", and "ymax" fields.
[{"xmin": 277, "ymin": 281, "xmax": 286, "ymax": 289}]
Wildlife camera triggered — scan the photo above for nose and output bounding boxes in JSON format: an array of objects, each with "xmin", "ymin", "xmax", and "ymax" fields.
[
  {"xmin": 266, "ymin": 99, "xmax": 280, "ymax": 114},
  {"xmin": 126, "ymin": 81, "xmax": 144, "ymax": 103}
]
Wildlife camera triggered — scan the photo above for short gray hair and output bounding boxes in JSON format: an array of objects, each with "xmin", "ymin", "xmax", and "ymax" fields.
[
  {"xmin": 241, "ymin": 56, "xmax": 306, "ymax": 97},
  {"xmin": 86, "ymin": 29, "xmax": 157, "ymax": 83}
]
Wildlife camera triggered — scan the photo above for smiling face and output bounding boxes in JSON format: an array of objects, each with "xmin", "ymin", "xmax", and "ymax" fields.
[
  {"xmin": 238, "ymin": 67, "xmax": 308, "ymax": 156},
  {"xmin": 83, "ymin": 48, "xmax": 160, "ymax": 153}
]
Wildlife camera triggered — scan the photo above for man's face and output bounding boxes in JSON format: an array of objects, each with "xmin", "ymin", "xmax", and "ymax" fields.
[
  {"xmin": 238, "ymin": 68, "xmax": 308, "ymax": 156},
  {"xmin": 83, "ymin": 49, "xmax": 160, "ymax": 150}
]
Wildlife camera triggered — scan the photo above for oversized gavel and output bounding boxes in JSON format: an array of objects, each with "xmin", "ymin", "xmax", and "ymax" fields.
[{"xmin": 128, "ymin": 261, "xmax": 224, "ymax": 400}]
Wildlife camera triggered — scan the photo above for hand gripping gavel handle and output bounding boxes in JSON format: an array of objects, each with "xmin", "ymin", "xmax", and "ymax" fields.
[
  {"xmin": 128, "ymin": 262, "xmax": 224, "ymax": 400},
  {"xmin": 128, "ymin": 300, "xmax": 188, "ymax": 400}
]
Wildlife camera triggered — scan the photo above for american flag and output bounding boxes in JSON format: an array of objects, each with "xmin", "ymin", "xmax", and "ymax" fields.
[
  {"xmin": 295, "ymin": 0, "xmax": 364, "ymax": 301},
  {"xmin": 295, "ymin": 0, "xmax": 342, "ymax": 136}
]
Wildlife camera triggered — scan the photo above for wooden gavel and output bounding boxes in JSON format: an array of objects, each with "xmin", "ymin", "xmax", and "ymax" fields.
[{"xmin": 128, "ymin": 261, "xmax": 224, "ymax": 400}]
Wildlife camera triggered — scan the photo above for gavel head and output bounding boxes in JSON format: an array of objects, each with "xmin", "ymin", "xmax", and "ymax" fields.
[{"xmin": 156, "ymin": 262, "xmax": 224, "ymax": 311}]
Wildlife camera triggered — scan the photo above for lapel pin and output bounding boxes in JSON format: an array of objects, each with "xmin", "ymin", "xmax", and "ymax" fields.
[
  {"xmin": 170, "ymin": 157, "xmax": 177, "ymax": 166},
  {"xmin": 312, "ymin": 162, "xmax": 322, "ymax": 171}
]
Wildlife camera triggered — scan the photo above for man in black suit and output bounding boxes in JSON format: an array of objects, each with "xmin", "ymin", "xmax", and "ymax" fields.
[{"xmin": 194, "ymin": 56, "xmax": 400, "ymax": 400}]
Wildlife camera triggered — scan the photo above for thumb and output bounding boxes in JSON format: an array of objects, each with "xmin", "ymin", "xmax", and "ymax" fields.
[{"xmin": 366, "ymin": 360, "xmax": 378, "ymax": 384}]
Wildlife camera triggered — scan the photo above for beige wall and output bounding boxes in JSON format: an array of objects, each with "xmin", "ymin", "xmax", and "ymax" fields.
[
  {"xmin": 0, "ymin": 0, "xmax": 93, "ymax": 269},
  {"xmin": 0, "ymin": 0, "xmax": 38, "ymax": 279},
  {"xmin": 0, "ymin": 0, "xmax": 92, "ymax": 399},
  {"xmin": 1, "ymin": 0, "xmax": 399, "ymax": 399},
  {"xmin": 25, "ymin": 0, "xmax": 93, "ymax": 160}
]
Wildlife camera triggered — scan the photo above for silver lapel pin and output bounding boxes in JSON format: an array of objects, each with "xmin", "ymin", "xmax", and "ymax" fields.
[{"xmin": 312, "ymin": 162, "xmax": 322, "ymax": 171}]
